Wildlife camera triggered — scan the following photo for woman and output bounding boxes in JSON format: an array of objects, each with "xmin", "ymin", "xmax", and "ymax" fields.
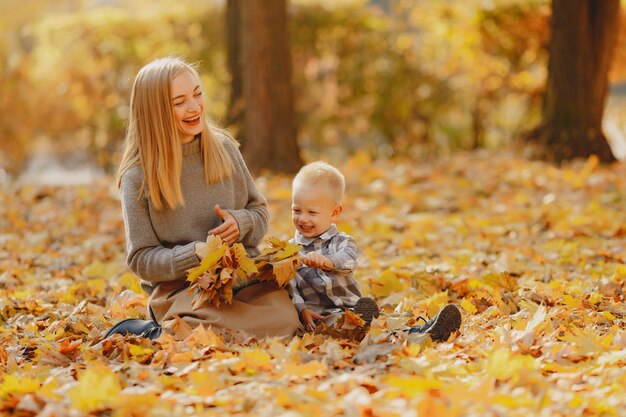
[{"xmin": 105, "ymin": 56, "xmax": 300, "ymax": 340}]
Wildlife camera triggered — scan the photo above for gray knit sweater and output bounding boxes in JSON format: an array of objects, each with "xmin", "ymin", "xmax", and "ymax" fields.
[{"xmin": 120, "ymin": 136, "xmax": 269, "ymax": 294}]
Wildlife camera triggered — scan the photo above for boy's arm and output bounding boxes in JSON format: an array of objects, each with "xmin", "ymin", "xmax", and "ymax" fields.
[
  {"xmin": 302, "ymin": 252, "xmax": 335, "ymax": 270},
  {"xmin": 323, "ymin": 234, "xmax": 358, "ymax": 273}
]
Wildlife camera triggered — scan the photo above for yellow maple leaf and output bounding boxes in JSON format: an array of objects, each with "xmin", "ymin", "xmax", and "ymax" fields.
[
  {"xmin": 259, "ymin": 237, "xmax": 302, "ymax": 261},
  {"xmin": 485, "ymin": 349, "xmax": 538, "ymax": 383},
  {"xmin": 187, "ymin": 370, "xmax": 223, "ymax": 396},
  {"xmin": 384, "ymin": 375, "xmax": 443, "ymax": 397},
  {"xmin": 117, "ymin": 272, "xmax": 143, "ymax": 293},
  {"xmin": 601, "ymin": 310, "xmax": 617, "ymax": 322},
  {"xmin": 128, "ymin": 344, "xmax": 155, "ymax": 362},
  {"xmin": 460, "ymin": 298, "xmax": 477, "ymax": 314},
  {"xmin": 231, "ymin": 348, "xmax": 273, "ymax": 375},
  {"xmin": 481, "ymin": 272, "xmax": 518, "ymax": 292},
  {"xmin": 282, "ymin": 360, "xmax": 328, "ymax": 380},
  {"xmin": 424, "ymin": 290, "xmax": 449, "ymax": 318},
  {"xmin": 233, "ymin": 243, "xmax": 258, "ymax": 277},
  {"xmin": 368, "ymin": 269, "xmax": 405, "ymax": 298},
  {"xmin": 187, "ymin": 243, "xmax": 226, "ymax": 283},
  {"xmin": 265, "ymin": 236, "xmax": 285, "ymax": 249},
  {"xmin": 0, "ymin": 375, "xmax": 40, "ymax": 399},
  {"xmin": 562, "ymin": 294, "xmax": 580, "ymax": 308},
  {"xmin": 272, "ymin": 241, "xmax": 302, "ymax": 261},
  {"xmin": 589, "ymin": 291, "xmax": 603, "ymax": 305},
  {"xmin": 68, "ymin": 362, "xmax": 121, "ymax": 412}
]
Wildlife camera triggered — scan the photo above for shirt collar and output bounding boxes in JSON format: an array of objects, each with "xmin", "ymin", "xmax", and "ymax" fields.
[{"xmin": 294, "ymin": 224, "xmax": 339, "ymax": 245}]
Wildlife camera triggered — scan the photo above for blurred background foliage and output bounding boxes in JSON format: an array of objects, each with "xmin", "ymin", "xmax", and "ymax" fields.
[{"xmin": 0, "ymin": 0, "xmax": 621, "ymax": 175}]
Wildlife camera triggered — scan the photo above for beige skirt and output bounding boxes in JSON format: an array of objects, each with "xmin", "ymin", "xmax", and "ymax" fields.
[{"xmin": 149, "ymin": 280, "xmax": 301, "ymax": 339}]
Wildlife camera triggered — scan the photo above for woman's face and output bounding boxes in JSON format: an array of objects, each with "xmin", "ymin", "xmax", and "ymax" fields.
[{"xmin": 170, "ymin": 70, "xmax": 205, "ymax": 144}]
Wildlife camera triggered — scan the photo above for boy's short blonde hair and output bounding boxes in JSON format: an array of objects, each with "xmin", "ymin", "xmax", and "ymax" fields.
[{"xmin": 293, "ymin": 161, "xmax": 345, "ymax": 204}]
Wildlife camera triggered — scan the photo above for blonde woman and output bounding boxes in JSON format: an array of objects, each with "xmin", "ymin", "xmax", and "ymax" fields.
[{"xmin": 105, "ymin": 56, "xmax": 300, "ymax": 339}]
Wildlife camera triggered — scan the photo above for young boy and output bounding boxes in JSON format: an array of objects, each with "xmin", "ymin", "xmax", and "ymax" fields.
[
  {"xmin": 287, "ymin": 161, "xmax": 462, "ymax": 342},
  {"xmin": 287, "ymin": 162, "xmax": 378, "ymax": 331}
]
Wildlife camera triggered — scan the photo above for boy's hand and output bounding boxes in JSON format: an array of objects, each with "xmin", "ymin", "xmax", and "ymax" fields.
[
  {"xmin": 303, "ymin": 252, "xmax": 334, "ymax": 270},
  {"xmin": 208, "ymin": 205, "xmax": 240, "ymax": 244},
  {"xmin": 301, "ymin": 308, "xmax": 324, "ymax": 332}
]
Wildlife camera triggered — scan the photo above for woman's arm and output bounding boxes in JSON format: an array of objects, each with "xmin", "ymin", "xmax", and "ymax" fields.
[
  {"xmin": 121, "ymin": 169, "xmax": 200, "ymax": 283},
  {"xmin": 222, "ymin": 141, "xmax": 270, "ymax": 247}
]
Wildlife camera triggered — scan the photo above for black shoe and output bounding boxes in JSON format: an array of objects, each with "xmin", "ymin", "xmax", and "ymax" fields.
[
  {"xmin": 352, "ymin": 297, "xmax": 380, "ymax": 325},
  {"xmin": 104, "ymin": 318, "xmax": 163, "ymax": 340},
  {"xmin": 408, "ymin": 304, "xmax": 461, "ymax": 342}
]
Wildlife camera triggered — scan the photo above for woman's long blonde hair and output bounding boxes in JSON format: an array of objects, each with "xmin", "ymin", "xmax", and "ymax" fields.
[{"xmin": 116, "ymin": 56, "xmax": 235, "ymax": 210}]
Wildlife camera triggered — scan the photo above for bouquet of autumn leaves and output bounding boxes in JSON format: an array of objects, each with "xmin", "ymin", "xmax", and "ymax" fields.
[{"xmin": 186, "ymin": 236, "xmax": 302, "ymax": 309}]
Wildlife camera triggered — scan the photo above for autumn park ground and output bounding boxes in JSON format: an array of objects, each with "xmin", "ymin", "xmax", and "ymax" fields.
[{"xmin": 1, "ymin": 149, "xmax": 626, "ymax": 417}]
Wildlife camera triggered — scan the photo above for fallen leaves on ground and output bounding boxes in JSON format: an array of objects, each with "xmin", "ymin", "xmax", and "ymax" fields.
[{"xmin": 1, "ymin": 150, "xmax": 625, "ymax": 416}]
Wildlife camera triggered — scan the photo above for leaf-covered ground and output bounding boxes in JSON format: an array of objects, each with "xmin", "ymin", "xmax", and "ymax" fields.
[{"xmin": 1, "ymin": 150, "xmax": 625, "ymax": 417}]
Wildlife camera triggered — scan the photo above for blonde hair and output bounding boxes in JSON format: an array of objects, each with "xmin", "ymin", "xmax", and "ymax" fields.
[
  {"xmin": 292, "ymin": 161, "xmax": 345, "ymax": 204},
  {"xmin": 116, "ymin": 56, "xmax": 235, "ymax": 210}
]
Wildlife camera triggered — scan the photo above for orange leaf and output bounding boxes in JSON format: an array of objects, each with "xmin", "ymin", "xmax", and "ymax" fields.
[
  {"xmin": 344, "ymin": 308, "xmax": 366, "ymax": 327},
  {"xmin": 57, "ymin": 339, "xmax": 83, "ymax": 355}
]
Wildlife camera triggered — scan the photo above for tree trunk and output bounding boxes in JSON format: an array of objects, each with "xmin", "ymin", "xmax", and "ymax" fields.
[
  {"xmin": 234, "ymin": 0, "xmax": 303, "ymax": 173},
  {"xmin": 226, "ymin": 0, "xmax": 244, "ymax": 143},
  {"xmin": 530, "ymin": 0, "xmax": 619, "ymax": 163}
]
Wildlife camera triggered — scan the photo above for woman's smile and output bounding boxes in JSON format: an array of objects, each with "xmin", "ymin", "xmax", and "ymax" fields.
[{"xmin": 183, "ymin": 115, "xmax": 201, "ymax": 126}]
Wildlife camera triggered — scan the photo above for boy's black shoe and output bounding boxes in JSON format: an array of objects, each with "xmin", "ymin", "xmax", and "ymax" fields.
[
  {"xmin": 352, "ymin": 297, "xmax": 380, "ymax": 325},
  {"xmin": 104, "ymin": 318, "xmax": 163, "ymax": 340},
  {"xmin": 408, "ymin": 304, "xmax": 461, "ymax": 342}
]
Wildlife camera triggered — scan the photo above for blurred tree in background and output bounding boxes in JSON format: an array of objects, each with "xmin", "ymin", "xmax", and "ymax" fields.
[
  {"xmin": 228, "ymin": 0, "xmax": 303, "ymax": 173},
  {"xmin": 0, "ymin": 0, "xmax": 623, "ymax": 177},
  {"xmin": 528, "ymin": 0, "xmax": 620, "ymax": 163}
]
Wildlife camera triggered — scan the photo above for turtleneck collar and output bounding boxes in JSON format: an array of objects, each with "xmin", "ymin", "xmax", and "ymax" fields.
[{"xmin": 182, "ymin": 135, "xmax": 201, "ymax": 157}]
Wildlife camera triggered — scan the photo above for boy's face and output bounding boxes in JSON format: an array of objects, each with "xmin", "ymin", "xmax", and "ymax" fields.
[{"xmin": 292, "ymin": 184, "xmax": 343, "ymax": 238}]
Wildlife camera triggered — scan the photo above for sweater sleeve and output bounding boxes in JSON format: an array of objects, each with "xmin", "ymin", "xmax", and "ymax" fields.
[
  {"xmin": 223, "ymin": 140, "xmax": 269, "ymax": 247},
  {"xmin": 121, "ymin": 169, "xmax": 200, "ymax": 283}
]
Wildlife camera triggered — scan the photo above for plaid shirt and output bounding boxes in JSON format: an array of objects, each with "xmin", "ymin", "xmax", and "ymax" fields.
[{"xmin": 287, "ymin": 224, "xmax": 362, "ymax": 315}]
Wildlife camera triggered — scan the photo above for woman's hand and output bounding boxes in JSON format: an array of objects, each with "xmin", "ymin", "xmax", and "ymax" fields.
[
  {"xmin": 301, "ymin": 308, "xmax": 323, "ymax": 332},
  {"xmin": 208, "ymin": 205, "xmax": 240, "ymax": 244},
  {"xmin": 303, "ymin": 252, "xmax": 334, "ymax": 270}
]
